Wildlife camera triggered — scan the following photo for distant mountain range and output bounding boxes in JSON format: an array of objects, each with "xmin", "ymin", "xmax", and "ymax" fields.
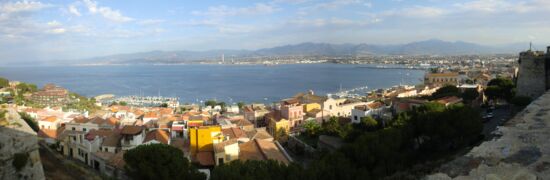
[{"xmin": 63, "ymin": 39, "xmax": 534, "ymax": 65}]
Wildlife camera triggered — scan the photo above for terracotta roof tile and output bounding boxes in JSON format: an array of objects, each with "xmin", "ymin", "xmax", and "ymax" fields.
[
  {"xmin": 120, "ymin": 125, "xmax": 143, "ymax": 135},
  {"xmin": 143, "ymin": 129, "xmax": 170, "ymax": 144}
]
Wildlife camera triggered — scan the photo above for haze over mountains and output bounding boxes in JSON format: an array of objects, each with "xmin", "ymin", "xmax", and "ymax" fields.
[{"xmin": 54, "ymin": 39, "xmax": 533, "ymax": 65}]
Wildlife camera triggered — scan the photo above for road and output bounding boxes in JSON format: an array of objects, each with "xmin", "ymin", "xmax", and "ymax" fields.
[{"xmin": 481, "ymin": 104, "xmax": 512, "ymax": 140}]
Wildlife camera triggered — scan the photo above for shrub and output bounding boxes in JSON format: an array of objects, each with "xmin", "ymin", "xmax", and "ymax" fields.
[{"xmin": 510, "ymin": 96, "xmax": 532, "ymax": 107}]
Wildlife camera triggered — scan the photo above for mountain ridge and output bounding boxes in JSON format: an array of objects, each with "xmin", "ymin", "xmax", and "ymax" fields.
[{"xmin": 50, "ymin": 39, "xmax": 533, "ymax": 65}]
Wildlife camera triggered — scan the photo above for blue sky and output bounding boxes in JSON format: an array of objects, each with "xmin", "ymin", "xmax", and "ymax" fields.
[{"xmin": 1, "ymin": 0, "xmax": 549, "ymax": 62}]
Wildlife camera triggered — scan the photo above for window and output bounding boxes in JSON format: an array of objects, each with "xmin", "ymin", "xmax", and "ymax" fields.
[
  {"xmin": 354, "ymin": 116, "xmax": 358, "ymax": 120},
  {"xmin": 72, "ymin": 127, "xmax": 76, "ymax": 131},
  {"xmin": 83, "ymin": 128, "xmax": 87, "ymax": 132}
]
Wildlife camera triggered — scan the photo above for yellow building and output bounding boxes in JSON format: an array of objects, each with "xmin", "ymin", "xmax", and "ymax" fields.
[
  {"xmin": 189, "ymin": 125, "xmax": 223, "ymax": 156},
  {"xmin": 424, "ymin": 72, "xmax": 460, "ymax": 85},
  {"xmin": 265, "ymin": 112, "xmax": 290, "ymax": 140},
  {"xmin": 303, "ymin": 103, "xmax": 321, "ymax": 113}
]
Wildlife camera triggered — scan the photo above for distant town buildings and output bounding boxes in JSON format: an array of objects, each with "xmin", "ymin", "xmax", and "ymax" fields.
[{"xmin": 31, "ymin": 84, "xmax": 70, "ymax": 107}]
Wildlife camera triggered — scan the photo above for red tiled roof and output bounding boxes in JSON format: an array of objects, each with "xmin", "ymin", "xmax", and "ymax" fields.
[
  {"xmin": 222, "ymin": 127, "xmax": 247, "ymax": 139},
  {"xmin": 120, "ymin": 125, "xmax": 143, "ymax": 135},
  {"xmin": 143, "ymin": 129, "xmax": 170, "ymax": 144}
]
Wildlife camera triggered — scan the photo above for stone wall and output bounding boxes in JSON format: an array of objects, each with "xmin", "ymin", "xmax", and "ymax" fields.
[
  {"xmin": 516, "ymin": 51, "xmax": 548, "ymax": 99},
  {"xmin": 426, "ymin": 90, "xmax": 550, "ymax": 179},
  {"xmin": 0, "ymin": 109, "xmax": 45, "ymax": 180}
]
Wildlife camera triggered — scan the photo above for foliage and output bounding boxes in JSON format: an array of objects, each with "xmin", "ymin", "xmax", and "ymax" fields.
[
  {"xmin": 510, "ymin": 95, "xmax": 532, "ymax": 107},
  {"xmin": 15, "ymin": 83, "xmax": 37, "ymax": 94},
  {"xmin": 359, "ymin": 116, "xmax": 378, "ymax": 131},
  {"xmin": 321, "ymin": 117, "xmax": 340, "ymax": 136},
  {"xmin": 237, "ymin": 102, "xmax": 245, "ymax": 109},
  {"xmin": 204, "ymin": 100, "xmax": 226, "ymax": 108},
  {"xmin": 159, "ymin": 103, "xmax": 168, "ymax": 107},
  {"xmin": 119, "ymin": 101, "xmax": 128, "ymax": 106},
  {"xmin": 211, "ymin": 160, "xmax": 305, "ymax": 180},
  {"xmin": 486, "ymin": 77, "xmax": 515, "ymax": 101},
  {"xmin": 431, "ymin": 85, "xmax": 460, "ymax": 99},
  {"xmin": 0, "ymin": 77, "xmax": 8, "ymax": 88},
  {"xmin": 124, "ymin": 144, "xmax": 205, "ymax": 180},
  {"xmin": 461, "ymin": 88, "xmax": 479, "ymax": 102},
  {"xmin": 211, "ymin": 103, "xmax": 483, "ymax": 179},
  {"xmin": 19, "ymin": 112, "xmax": 39, "ymax": 132},
  {"xmin": 12, "ymin": 153, "xmax": 29, "ymax": 171},
  {"xmin": 275, "ymin": 128, "xmax": 288, "ymax": 141},
  {"xmin": 484, "ymin": 86, "xmax": 500, "ymax": 101},
  {"xmin": 64, "ymin": 93, "xmax": 99, "ymax": 112},
  {"xmin": 302, "ymin": 120, "xmax": 321, "ymax": 137}
]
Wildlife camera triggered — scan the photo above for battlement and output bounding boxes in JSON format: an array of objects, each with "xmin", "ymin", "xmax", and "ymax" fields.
[{"xmin": 517, "ymin": 45, "xmax": 550, "ymax": 99}]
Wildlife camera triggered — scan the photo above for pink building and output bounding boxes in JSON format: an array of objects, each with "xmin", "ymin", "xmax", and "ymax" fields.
[{"xmin": 280, "ymin": 98, "xmax": 304, "ymax": 129}]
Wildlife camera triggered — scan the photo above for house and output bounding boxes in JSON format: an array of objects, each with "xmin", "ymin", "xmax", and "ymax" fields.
[
  {"xmin": 230, "ymin": 118, "xmax": 254, "ymax": 132},
  {"xmin": 304, "ymin": 108, "xmax": 330, "ymax": 124},
  {"xmin": 221, "ymin": 127, "xmax": 249, "ymax": 142},
  {"xmin": 434, "ymin": 96, "xmax": 463, "ymax": 107},
  {"xmin": 280, "ymin": 98, "xmax": 304, "ymax": 128},
  {"xmin": 189, "ymin": 126, "xmax": 224, "ymax": 156},
  {"xmin": 120, "ymin": 125, "xmax": 145, "ymax": 150},
  {"xmin": 392, "ymin": 98, "xmax": 429, "ymax": 114},
  {"xmin": 238, "ymin": 139, "xmax": 292, "ymax": 165},
  {"xmin": 424, "ymin": 72, "xmax": 460, "ymax": 86},
  {"xmin": 243, "ymin": 104, "xmax": 269, "ymax": 127},
  {"xmin": 143, "ymin": 129, "xmax": 170, "ymax": 145},
  {"xmin": 245, "ymin": 128, "xmax": 274, "ymax": 142},
  {"xmin": 351, "ymin": 101, "xmax": 385, "ymax": 124},
  {"xmin": 100, "ymin": 130, "xmax": 121, "ymax": 153},
  {"xmin": 323, "ymin": 97, "xmax": 368, "ymax": 117},
  {"xmin": 265, "ymin": 111, "xmax": 290, "ymax": 137},
  {"xmin": 38, "ymin": 116, "xmax": 59, "ymax": 130},
  {"xmin": 30, "ymin": 83, "xmax": 70, "ymax": 107},
  {"xmin": 226, "ymin": 105, "xmax": 239, "ymax": 114},
  {"xmin": 213, "ymin": 139, "xmax": 239, "ymax": 166}
]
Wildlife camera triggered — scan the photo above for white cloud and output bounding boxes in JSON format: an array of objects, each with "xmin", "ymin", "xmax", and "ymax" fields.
[
  {"xmin": 0, "ymin": 0, "xmax": 50, "ymax": 14},
  {"xmin": 288, "ymin": 17, "xmax": 372, "ymax": 27},
  {"xmin": 82, "ymin": 0, "xmax": 133, "ymax": 22},
  {"xmin": 382, "ymin": 6, "xmax": 446, "ymax": 18},
  {"xmin": 47, "ymin": 20, "xmax": 61, "ymax": 27},
  {"xmin": 68, "ymin": 5, "xmax": 81, "ymax": 16},
  {"xmin": 191, "ymin": 3, "xmax": 278, "ymax": 17},
  {"xmin": 137, "ymin": 19, "xmax": 165, "ymax": 25},
  {"xmin": 47, "ymin": 28, "xmax": 66, "ymax": 34}
]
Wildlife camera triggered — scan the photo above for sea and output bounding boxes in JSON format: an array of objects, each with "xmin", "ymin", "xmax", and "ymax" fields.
[{"xmin": 0, "ymin": 64, "xmax": 425, "ymax": 104}]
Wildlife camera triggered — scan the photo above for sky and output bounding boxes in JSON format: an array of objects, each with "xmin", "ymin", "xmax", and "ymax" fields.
[{"xmin": 1, "ymin": 0, "xmax": 550, "ymax": 62}]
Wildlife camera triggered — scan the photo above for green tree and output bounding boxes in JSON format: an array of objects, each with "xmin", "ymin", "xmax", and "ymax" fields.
[
  {"xmin": 487, "ymin": 77, "xmax": 515, "ymax": 101},
  {"xmin": 0, "ymin": 77, "xmax": 8, "ymax": 88},
  {"xmin": 484, "ymin": 86, "xmax": 500, "ymax": 102},
  {"xmin": 19, "ymin": 112, "xmax": 38, "ymax": 132},
  {"xmin": 237, "ymin": 102, "xmax": 245, "ymax": 109},
  {"xmin": 159, "ymin": 103, "xmax": 168, "ymax": 107},
  {"xmin": 322, "ymin": 117, "xmax": 340, "ymax": 136},
  {"xmin": 431, "ymin": 85, "xmax": 460, "ymax": 99},
  {"xmin": 124, "ymin": 144, "xmax": 205, "ymax": 180},
  {"xmin": 303, "ymin": 120, "xmax": 321, "ymax": 137},
  {"xmin": 211, "ymin": 160, "xmax": 305, "ymax": 180},
  {"xmin": 461, "ymin": 88, "xmax": 480, "ymax": 102},
  {"xmin": 119, "ymin": 101, "xmax": 128, "ymax": 106},
  {"xmin": 360, "ymin": 116, "xmax": 378, "ymax": 131},
  {"xmin": 275, "ymin": 128, "xmax": 288, "ymax": 142},
  {"xmin": 205, "ymin": 100, "xmax": 217, "ymax": 107}
]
